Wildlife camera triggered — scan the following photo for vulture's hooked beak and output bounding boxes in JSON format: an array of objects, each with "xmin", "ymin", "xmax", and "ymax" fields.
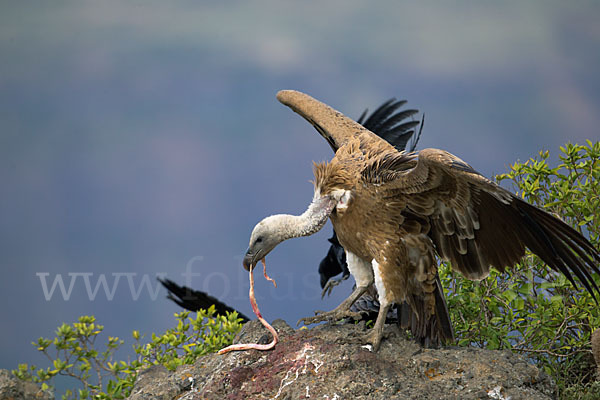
[
  {"xmin": 242, "ymin": 250, "xmax": 254, "ymax": 271},
  {"xmin": 243, "ymin": 250, "xmax": 264, "ymax": 272}
]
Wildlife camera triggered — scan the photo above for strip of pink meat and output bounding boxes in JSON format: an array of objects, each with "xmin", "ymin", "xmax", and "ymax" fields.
[{"xmin": 218, "ymin": 259, "xmax": 278, "ymax": 354}]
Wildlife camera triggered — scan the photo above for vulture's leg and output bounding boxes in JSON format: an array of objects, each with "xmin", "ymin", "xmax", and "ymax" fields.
[
  {"xmin": 298, "ymin": 284, "xmax": 369, "ymax": 325},
  {"xmin": 360, "ymin": 259, "xmax": 397, "ymax": 351},
  {"xmin": 298, "ymin": 251, "xmax": 373, "ymax": 326},
  {"xmin": 363, "ymin": 302, "xmax": 391, "ymax": 351}
]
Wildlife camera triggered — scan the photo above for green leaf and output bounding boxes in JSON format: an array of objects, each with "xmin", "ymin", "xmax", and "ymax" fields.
[
  {"xmin": 550, "ymin": 295, "xmax": 563, "ymax": 303},
  {"xmin": 513, "ymin": 297, "xmax": 525, "ymax": 311}
]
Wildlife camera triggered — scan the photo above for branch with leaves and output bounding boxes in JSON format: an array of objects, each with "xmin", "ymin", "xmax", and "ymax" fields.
[
  {"xmin": 440, "ymin": 140, "xmax": 600, "ymax": 397},
  {"xmin": 13, "ymin": 309, "xmax": 244, "ymax": 399}
]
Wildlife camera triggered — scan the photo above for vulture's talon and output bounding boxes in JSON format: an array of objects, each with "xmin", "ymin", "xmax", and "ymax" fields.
[
  {"xmin": 297, "ymin": 309, "xmax": 363, "ymax": 326},
  {"xmin": 345, "ymin": 310, "xmax": 366, "ymax": 321},
  {"xmin": 344, "ymin": 329, "xmax": 383, "ymax": 351},
  {"xmin": 362, "ymin": 330, "xmax": 384, "ymax": 352}
]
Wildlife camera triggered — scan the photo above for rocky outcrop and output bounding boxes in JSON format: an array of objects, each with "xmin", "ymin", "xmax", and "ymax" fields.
[
  {"xmin": 128, "ymin": 319, "xmax": 556, "ymax": 400},
  {"xmin": 0, "ymin": 369, "xmax": 52, "ymax": 400}
]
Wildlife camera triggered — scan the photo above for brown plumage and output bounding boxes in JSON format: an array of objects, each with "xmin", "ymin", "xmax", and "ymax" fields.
[{"xmin": 243, "ymin": 90, "xmax": 600, "ymax": 351}]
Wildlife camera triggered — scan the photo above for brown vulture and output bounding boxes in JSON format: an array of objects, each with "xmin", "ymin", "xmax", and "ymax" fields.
[
  {"xmin": 242, "ymin": 90, "xmax": 600, "ymax": 351},
  {"xmin": 159, "ymin": 97, "xmax": 424, "ymax": 323}
]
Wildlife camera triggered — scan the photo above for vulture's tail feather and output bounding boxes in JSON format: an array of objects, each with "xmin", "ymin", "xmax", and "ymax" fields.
[{"xmin": 399, "ymin": 274, "xmax": 454, "ymax": 347}]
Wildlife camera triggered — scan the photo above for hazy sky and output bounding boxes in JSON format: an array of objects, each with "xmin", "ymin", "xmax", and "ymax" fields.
[{"xmin": 1, "ymin": 0, "xmax": 599, "ymax": 379}]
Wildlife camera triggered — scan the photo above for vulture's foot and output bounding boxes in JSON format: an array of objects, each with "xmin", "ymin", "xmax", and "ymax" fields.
[
  {"xmin": 361, "ymin": 328, "xmax": 386, "ymax": 351},
  {"xmin": 345, "ymin": 327, "xmax": 390, "ymax": 351},
  {"xmin": 357, "ymin": 303, "xmax": 392, "ymax": 351},
  {"xmin": 297, "ymin": 308, "xmax": 364, "ymax": 326},
  {"xmin": 320, "ymin": 273, "xmax": 350, "ymax": 299}
]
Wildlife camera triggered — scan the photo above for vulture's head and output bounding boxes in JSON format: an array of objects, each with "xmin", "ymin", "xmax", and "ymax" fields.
[
  {"xmin": 242, "ymin": 191, "xmax": 346, "ymax": 271},
  {"xmin": 243, "ymin": 216, "xmax": 286, "ymax": 271}
]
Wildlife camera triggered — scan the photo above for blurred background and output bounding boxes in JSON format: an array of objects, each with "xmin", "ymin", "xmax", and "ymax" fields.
[{"xmin": 1, "ymin": 0, "xmax": 599, "ymax": 378}]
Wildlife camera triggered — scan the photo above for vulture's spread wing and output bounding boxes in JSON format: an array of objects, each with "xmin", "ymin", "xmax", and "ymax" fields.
[
  {"xmin": 363, "ymin": 148, "xmax": 600, "ymax": 296},
  {"xmin": 277, "ymin": 90, "xmax": 385, "ymax": 152}
]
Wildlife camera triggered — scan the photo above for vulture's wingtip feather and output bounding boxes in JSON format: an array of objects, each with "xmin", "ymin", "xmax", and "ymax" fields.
[
  {"xmin": 276, "ymin": 89, "xmax": 299, "ymax": 105},
  {"xmin": 276, "ymin": 89, "xmax": 392, "ymax": 153}
]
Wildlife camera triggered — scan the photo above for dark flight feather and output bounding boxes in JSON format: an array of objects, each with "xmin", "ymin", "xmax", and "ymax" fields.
[{"xmin": 158, "ymin": 278, "xmax": 250, "ymax": 321}]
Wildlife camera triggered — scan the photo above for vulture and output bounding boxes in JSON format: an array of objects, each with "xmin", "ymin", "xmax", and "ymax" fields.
[
  {"xmin": 159, "ymin": 97, "xmax": 424, "ymax": 321},
  {"xmin": 243, "ymin": 90, "xmax": 600, "ymax": 351}
]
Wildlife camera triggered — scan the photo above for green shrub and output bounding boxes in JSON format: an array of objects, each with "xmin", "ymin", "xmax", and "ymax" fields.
[
  {"xmin": 439, "ymin": 141, "xmax": 600, "ymax": 398},
  {"xmin": 561, "ymin": 380, "xmax": 600, "ymax": 400},
  {"xmin": 12, "ymin": 307, "xmax": 244, "ymax": 399}
]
